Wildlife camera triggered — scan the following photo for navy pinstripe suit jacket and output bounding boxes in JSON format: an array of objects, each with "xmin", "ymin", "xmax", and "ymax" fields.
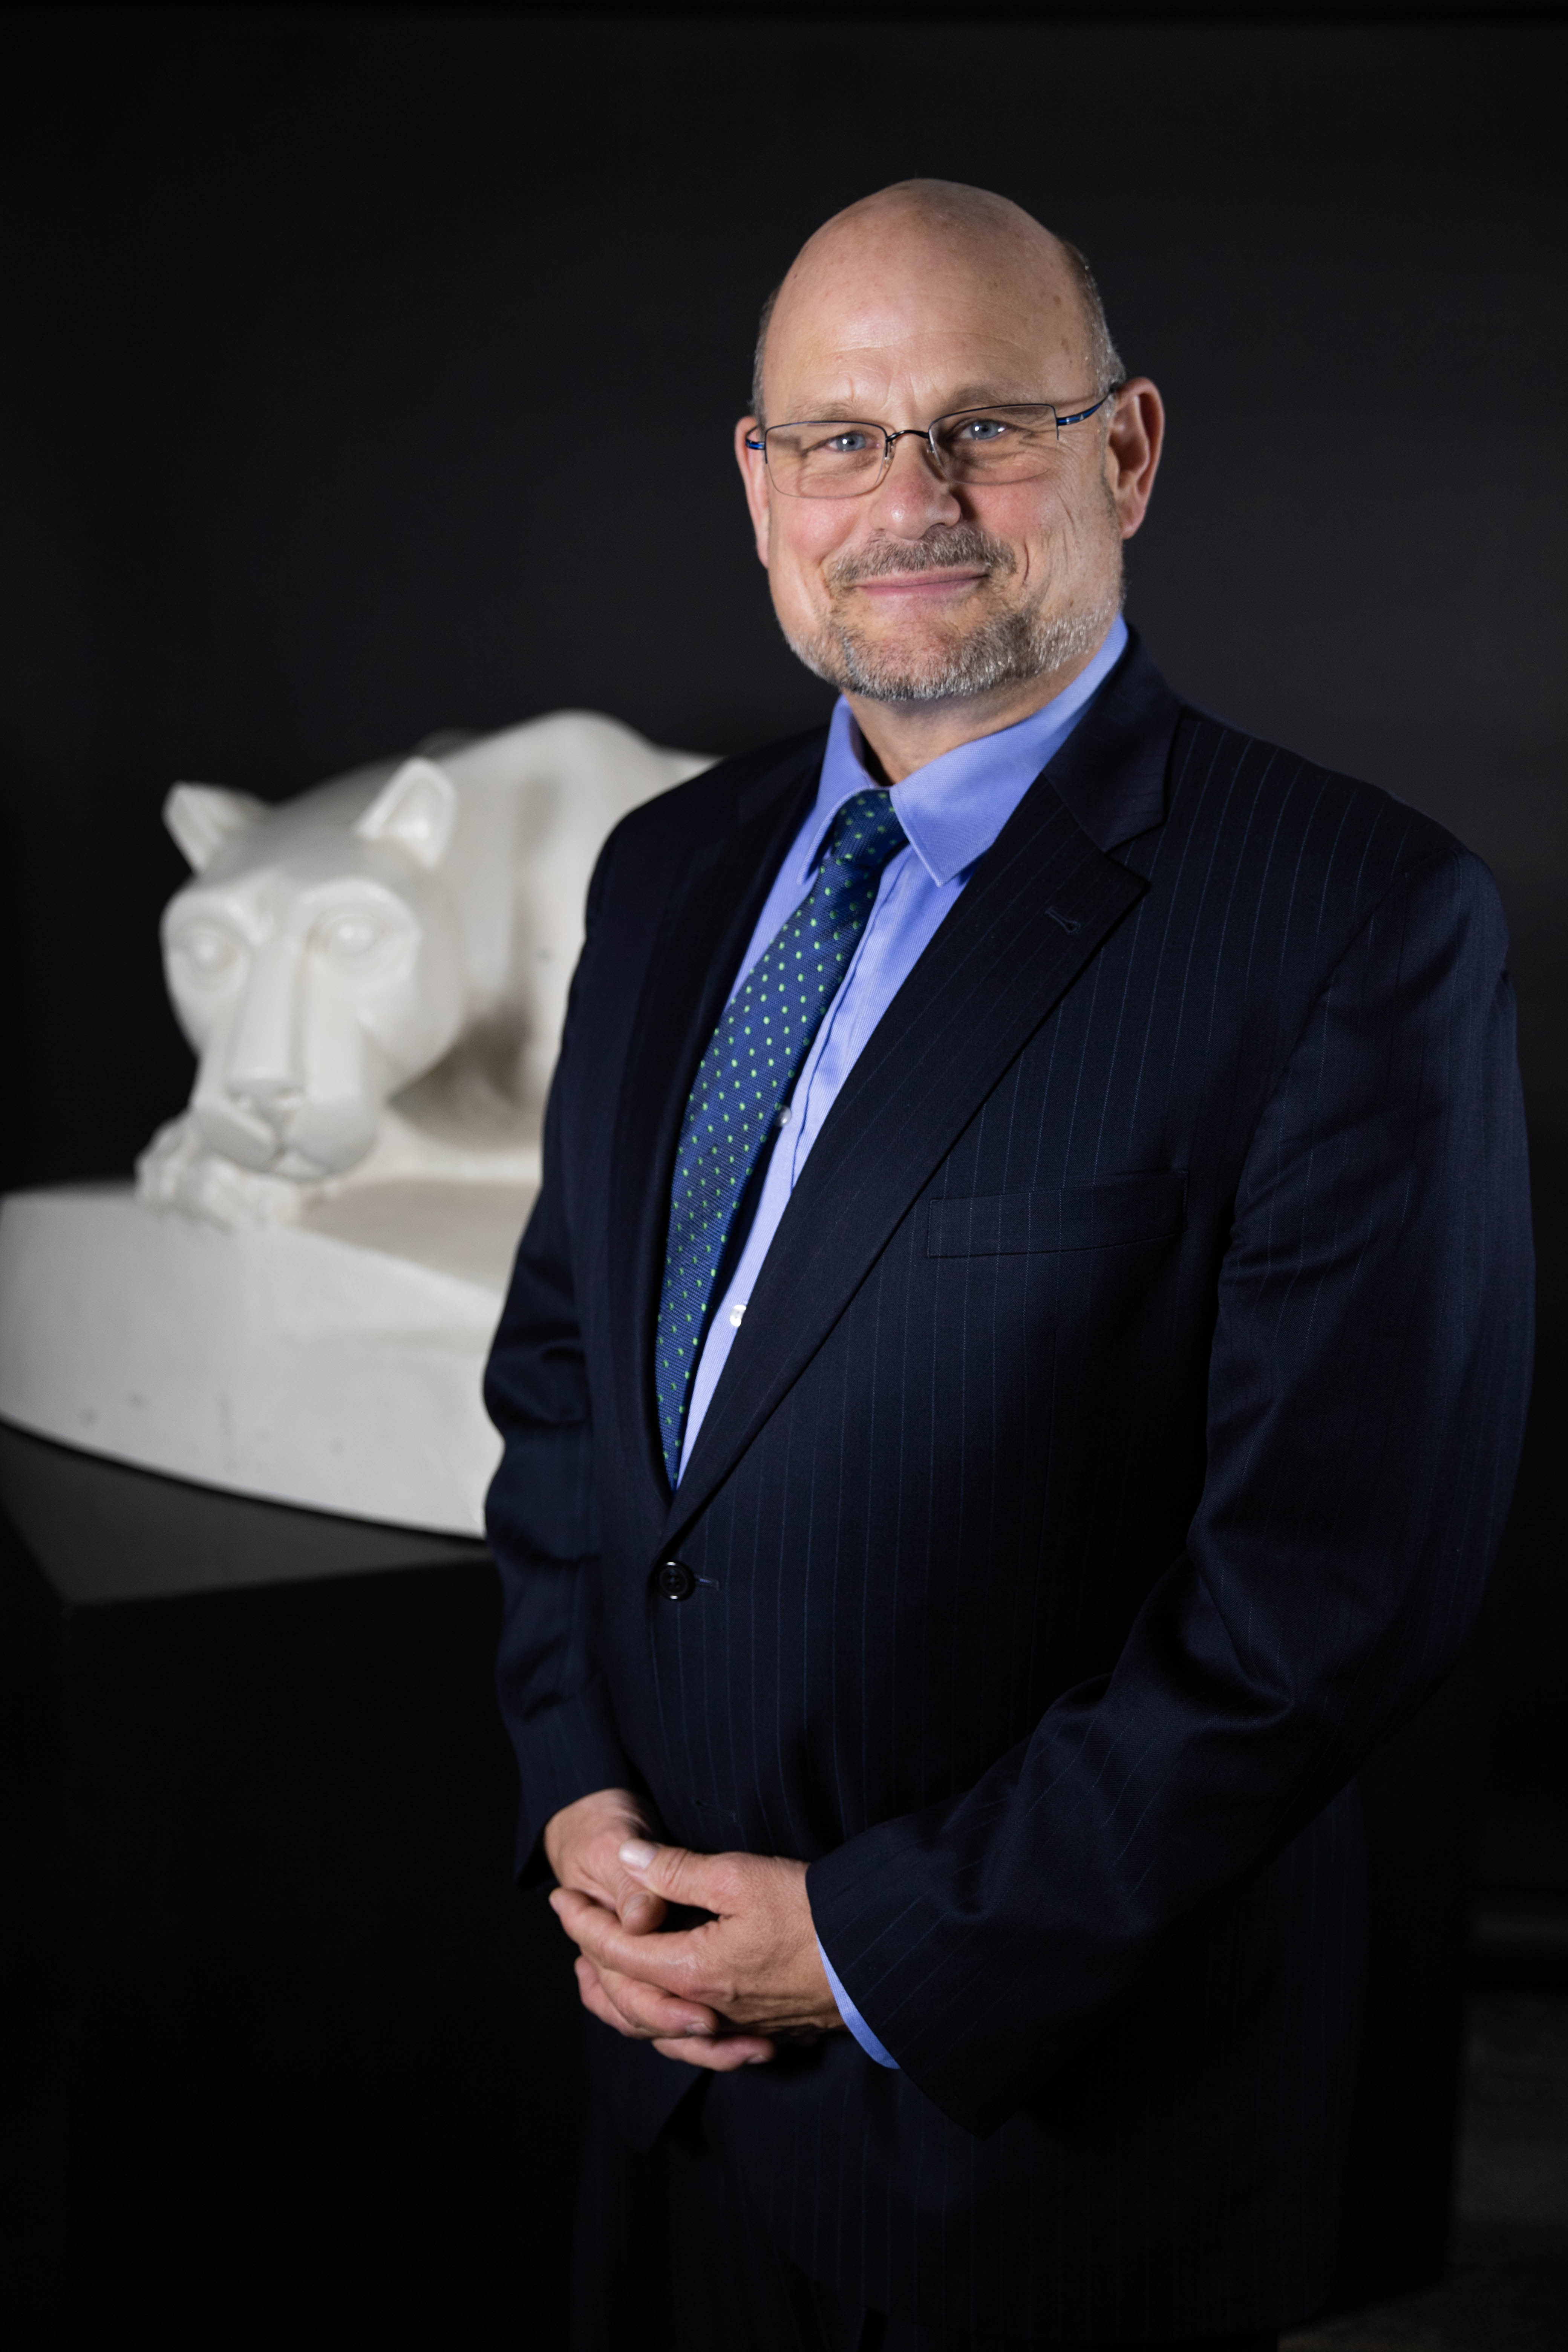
[{"xmin": 484, "ymin": 635, "xmax": 1533, "ymax": 2337}]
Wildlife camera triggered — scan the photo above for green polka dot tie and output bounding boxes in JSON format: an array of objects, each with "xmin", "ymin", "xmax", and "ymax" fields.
[{"xmin": 654, "ymin": 787, "xmax": 908, "ymax": 1484}]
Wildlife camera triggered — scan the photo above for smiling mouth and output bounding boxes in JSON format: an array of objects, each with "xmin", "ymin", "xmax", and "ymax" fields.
[{"xmin": 849, "ymin": 568, "xmax": 989, "ymax": 599}]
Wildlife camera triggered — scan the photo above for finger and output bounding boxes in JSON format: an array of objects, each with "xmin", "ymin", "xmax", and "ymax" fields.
[
  {"xmin": 618, "ymin": 1839, "xmax": 740, "ymax": 1916},
  {"xmin": 593, "ymin": 1958, "xmax": 721, "ymax": 2043},
  {"xmin": 552, "ymin": 1836, "xmax": 668, "ymax": 1936},
  {"xmin": 576, "ymin": 1956, "xmax": 645, "ymax": 2039},
  {"xmin": 573, "ymin": 1954, "xmax": 720, "ymax": 2046},
  {"xmin": 581, "ymin": 1830, "xmax": 669, "ymax": 1932},
  {"xmin": 614, "ymin": 1878, "xmax": 667, "ymax": 1934},
  {"xmin": 651, "ymin": 2033, "xmax": 776, "ymax": 2071},
  {"xmin": 575, "ymin": 1956, "xmax": 704, "ymax": 2045},
  {"xmin": 550, "ymin": 1886, "xmax": 615, "ymax": 1940},
  {"xmin": 552, "ymin": 1888, "xmax": 711, "ymax": 2000}
]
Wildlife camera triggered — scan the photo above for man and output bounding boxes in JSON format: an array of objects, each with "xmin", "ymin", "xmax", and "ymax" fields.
[{"xmin": 484, "ymin": 182, "xmax": 1533, "ymax": 2349}]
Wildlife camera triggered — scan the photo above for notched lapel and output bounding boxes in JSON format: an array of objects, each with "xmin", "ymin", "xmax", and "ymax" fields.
[
  {"xmin": 664, "ymin": 683, "xmax": 1174, "ymax": 1545},
  {"xmin": 604, "ymin": 739, "xmax": 824, "ymax": 1505}
]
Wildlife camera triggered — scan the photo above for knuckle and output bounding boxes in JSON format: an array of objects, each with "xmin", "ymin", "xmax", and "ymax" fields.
[
  {"xmin": 658, "ymin": 1846, "xmax": 695, "ymax": 1894},
  {"xmin": 665, "ymin": 1952, "xmax": 706, "ymax": 2002},
  {"xmin": 685, "ymin": 1957, "xmax": 737, "ymax": 2012}
]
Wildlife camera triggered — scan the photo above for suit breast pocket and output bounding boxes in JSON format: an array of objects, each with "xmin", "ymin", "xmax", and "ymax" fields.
[{"xmin": 926, "ymin": 1171, "xmax": 1189, "ymax": 1258}]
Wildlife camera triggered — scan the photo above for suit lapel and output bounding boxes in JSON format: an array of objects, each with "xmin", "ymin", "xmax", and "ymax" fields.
[
  {"xmin": 663, "ymin": 651, "xmax": 1181, "ymax": 1545},
  {"xmin": 604, "ymin": 738, "xmax": 825, "ymax": 1509}
]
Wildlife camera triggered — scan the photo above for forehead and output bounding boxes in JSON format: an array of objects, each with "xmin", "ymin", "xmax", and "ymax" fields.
[
  {"xmin": 171, "ymin": 833, "xmax": 423, "ymax": 928},
  {"xmin": 175, "ymin": 864, "xmax": 409, "ymax": 910},
  {"xmin": 766, "ymin": 220, "xmax": 1086, "ymax": 413},
  {"xmin": 184, "ymin": 776, "xmax": 433, "ymax": 898}
]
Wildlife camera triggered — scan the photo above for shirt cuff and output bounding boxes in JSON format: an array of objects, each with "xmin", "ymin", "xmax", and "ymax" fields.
[{"xmin": 816, "ymin": 1933, "xmax": 900, "ymax": 2069}]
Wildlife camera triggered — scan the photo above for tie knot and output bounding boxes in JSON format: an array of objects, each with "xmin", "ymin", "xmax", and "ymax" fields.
[{"xmin": 823, "ymin": 787, "xmax": 907, "ymax": 875}]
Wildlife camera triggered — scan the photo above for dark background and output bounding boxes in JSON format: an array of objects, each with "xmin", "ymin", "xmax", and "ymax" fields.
[
  {"xmin": 0, "ymin": 14, "xmax": 1563, "ymax": 2334},
  {"xmin": 4, "ymin": 0, "xmax": 1562, "ymax": 1821}
]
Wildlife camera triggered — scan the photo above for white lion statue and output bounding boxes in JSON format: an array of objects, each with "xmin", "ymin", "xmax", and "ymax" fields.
[
  {"xmin": 138, "ymin": 712, "xmax": 713, "ymax": 1226},
  {"xmin": 0, "ymin": 709, "xmax": 716, "ymax": 1529}
]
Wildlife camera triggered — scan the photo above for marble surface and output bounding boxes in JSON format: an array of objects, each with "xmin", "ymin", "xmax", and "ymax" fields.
[{"xmin": 0, "ymin": 1179, "xmax": 526, "ymax": 1533}]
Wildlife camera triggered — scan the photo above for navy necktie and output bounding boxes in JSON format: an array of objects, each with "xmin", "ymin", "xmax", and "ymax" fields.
[{"xmin": 654, "ymin": 787, "xmax": 909, "ymax": 1485}]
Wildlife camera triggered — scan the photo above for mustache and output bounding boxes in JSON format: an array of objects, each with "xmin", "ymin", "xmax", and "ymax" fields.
[{"xmin": 825, "ymin": 526, "xmax": 1018, "ymax": 591}]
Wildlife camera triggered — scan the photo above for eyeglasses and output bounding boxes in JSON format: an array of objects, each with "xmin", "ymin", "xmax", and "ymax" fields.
[{"xmin": 744, "ymin": 388, "xmax": 1121, "ymax": 500}]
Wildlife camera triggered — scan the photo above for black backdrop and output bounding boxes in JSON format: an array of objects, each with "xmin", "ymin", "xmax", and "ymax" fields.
[{"xmin": 3, "ymin": 4, "xmax": 1563, "ymax": 1826}]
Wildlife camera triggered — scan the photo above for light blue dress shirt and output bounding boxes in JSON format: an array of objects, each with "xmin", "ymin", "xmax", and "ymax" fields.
[{"xmin": 676, "ymin": 614, "xmax": 1128, "ymax": 2066}]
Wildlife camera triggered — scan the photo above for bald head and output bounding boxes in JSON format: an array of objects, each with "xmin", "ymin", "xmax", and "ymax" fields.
[
  {"xmin": 733, "ymin": 177, "xmax": 1162, "ymax": 773},
  {"xmin": 752, "ymin": 180, "xmax": 1121, "ymax": 423}
]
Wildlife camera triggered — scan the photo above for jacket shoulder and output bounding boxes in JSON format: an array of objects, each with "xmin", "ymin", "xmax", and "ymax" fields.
[{"xmin": 1167, "ymin": 705, "xmax": 1491, "ymax": 917}]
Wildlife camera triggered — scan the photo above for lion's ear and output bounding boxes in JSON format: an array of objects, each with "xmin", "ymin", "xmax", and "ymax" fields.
[
  {"xmin": 164, "ymin": 783, "xmax": 268, "ymax": 873},
  {"xmin": 354, "ymin": 756, "xmax": 457, "ymax": 870}
]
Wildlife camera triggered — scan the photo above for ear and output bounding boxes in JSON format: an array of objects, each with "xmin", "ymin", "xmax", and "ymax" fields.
[
  {"xmin": 354, "ymin": 756, "xmax": 457, "ymax": 869},
  {"xmin": 164, "ymin": 783, "xmax": 268, "ymax": 873},
  {"xmin": 735, "ymin": 414, "xmax": 772, "ymax": 567}
]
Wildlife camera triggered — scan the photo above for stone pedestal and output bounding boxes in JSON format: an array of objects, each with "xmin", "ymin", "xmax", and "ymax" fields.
[{"xmin": 0, "ymin": 1179, "xmax": 528, "ymax": 1533}]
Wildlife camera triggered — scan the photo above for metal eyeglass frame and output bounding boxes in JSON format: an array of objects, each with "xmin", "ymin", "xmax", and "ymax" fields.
[{"xmin": 744, "ymin": 386, "xmax": 1123, "ymax": 497}]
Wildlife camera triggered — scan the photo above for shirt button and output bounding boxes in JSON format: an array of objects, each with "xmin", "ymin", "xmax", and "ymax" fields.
[{"xmin": 654, "ymin": 1558, "xmax": 697, "ymax": 1602}]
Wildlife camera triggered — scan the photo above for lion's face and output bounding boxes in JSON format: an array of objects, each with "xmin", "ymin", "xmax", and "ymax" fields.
[{"xmin": 160, "ymin": 759, "xmax": 468, "ymax": 1180}]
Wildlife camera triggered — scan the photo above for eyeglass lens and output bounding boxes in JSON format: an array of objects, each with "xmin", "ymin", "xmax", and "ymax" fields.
[{"xmin": 765, "ymin": 406, "xmax": 1067, "ymax": 498}]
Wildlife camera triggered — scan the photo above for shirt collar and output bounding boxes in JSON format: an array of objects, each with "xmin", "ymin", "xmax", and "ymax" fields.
[{"xmin": 799, "ymin": 615, "xmax": 1130, "ymax": 890}]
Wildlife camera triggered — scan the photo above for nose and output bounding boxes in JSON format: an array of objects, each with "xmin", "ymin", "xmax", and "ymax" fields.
[
  {"xmin": 867, "ymin": 429, "xmax": 962, "ymax": 534},
  {"xmin": 233, "ymin": 1072, "xmax": 303, "ymax": 1113},
  {"xmin": 224, "ymin": 935, "xmax": 304, "ymax": 1109}
]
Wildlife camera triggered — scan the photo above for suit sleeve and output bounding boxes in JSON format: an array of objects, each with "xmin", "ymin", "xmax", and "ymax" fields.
[
  {"xmin": 484, "ymin": 836, "xmax": 637, "ymax": 1883},
  {"xmin": 806, "ymin": 846, "xmax": 1534, "ymax": 2134}
]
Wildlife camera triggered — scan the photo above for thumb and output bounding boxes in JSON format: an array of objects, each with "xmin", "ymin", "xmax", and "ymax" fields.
[
  {"xmin": 619, "ymin": 1838, "xmax": 727, "ymax": 1913},
  {"xmin": 615, "ymin": 1863, "xmax": 666, "ymax": 1932}
]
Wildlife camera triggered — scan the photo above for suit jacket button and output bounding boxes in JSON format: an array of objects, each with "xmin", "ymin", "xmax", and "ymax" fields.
[{"xmin": 654, "ymin": 1558, "xmax": 697, "ymax": 1602}]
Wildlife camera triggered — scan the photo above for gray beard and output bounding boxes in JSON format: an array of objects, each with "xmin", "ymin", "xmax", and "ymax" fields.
[{"xmin": 782, "ymin": 525, "xmax": 1123, "ymax": 705}]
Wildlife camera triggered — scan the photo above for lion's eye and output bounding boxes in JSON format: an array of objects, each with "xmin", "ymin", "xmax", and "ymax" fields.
[
  {"xmin": 317, "ymin": 911, "xmax": 386, "ymax": 964},
  {"xmin": 178, "ymin": 923, "xmax": 243, "ymax": 982}
]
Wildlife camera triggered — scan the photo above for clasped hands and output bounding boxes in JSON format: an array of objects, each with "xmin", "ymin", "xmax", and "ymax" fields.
[{"xmin": 544, "ymin": 1787, "xmax": 845, "ymax": 2070}]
